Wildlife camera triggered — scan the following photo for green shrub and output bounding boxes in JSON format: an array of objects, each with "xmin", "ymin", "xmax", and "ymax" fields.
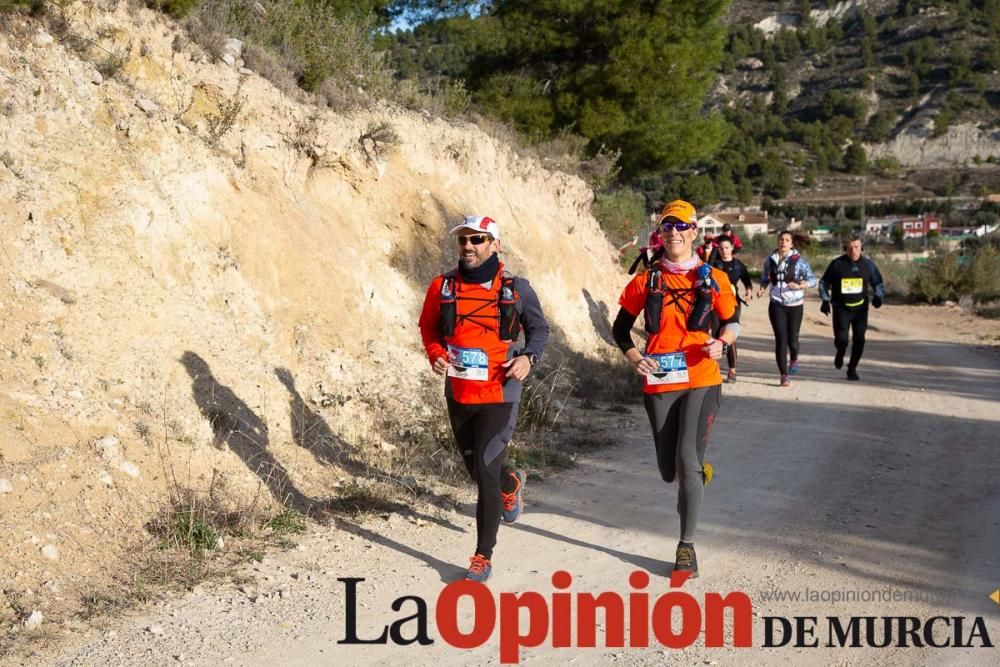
[
  {"xmin": 910, "ymin": 252, "xmax": 967, "ymax": 303},
  {"xmin": 917, "ymin": 244, "xmax": 1000, "ymax": 304},
  {"xmin": 592, "ymin": 188, "xmax": 647, "ymax": 250},
  {"xmin": 267, "ymin": 508, "xmax": 307, "ymax": 534},
  {"xmin": 187, "ymin": 0, "xmax": 393, "ymax": 104},
  {"xmin": 147, "ymin": 0, "xmax": 200, "ymax": 19},
  {"xmin": 0, "ymin": 0, "xmax": 43, "ymax": 14},
  {"xmin": 968, "ymin": 244, "xmax": 1000, "ymax": 302}
]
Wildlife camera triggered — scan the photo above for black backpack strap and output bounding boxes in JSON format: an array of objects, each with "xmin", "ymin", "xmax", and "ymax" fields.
[
  {"xmin": 498, "ymin": 271, "xmax": 521, "ymax": 342},
  {"xmin": 439, "ymin": 271, "xmax": 458, "ymax": 337},
  {"xmin": 643, "ymin": 269, "xmax": 665, "ymax": 334}
]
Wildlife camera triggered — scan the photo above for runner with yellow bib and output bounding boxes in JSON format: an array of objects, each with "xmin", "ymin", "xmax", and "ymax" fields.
[{"xmin": 819, "ymin": 234, "xmax": 885, "ymax": 381}]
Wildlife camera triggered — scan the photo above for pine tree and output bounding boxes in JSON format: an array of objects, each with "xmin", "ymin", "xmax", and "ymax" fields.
[{"xmin": 464, "ymin": 0, "xmax": 732, "ymax": 179}]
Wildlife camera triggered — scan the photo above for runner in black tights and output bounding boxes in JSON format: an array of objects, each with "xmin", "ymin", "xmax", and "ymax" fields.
[
  {"xmin": 757, "ymin": 230, "xmax": 817, "ymax": 386},
  {"xmin": 819, "ymin": 234, "xmax": 885, "ymax": 381},
  {"xmin": 710, "ymin": 236, "xmax": 753, "ymax": 382}
]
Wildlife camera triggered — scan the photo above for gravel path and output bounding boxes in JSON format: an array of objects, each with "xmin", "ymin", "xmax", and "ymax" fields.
[{"xmin": 30, "ymin": 303, "xmax": 1000, "ymax": 666}]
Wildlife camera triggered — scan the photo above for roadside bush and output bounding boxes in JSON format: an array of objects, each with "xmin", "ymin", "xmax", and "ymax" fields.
[
  {"xmin": 968, "ymin": 244, "xmax": 1000, "ymax": 302},
  {"xmin": 908, "ymin": 245, "xmax": 1000, "ymax": 304},
  {"xmin": 392, "ymin": 76, "xmax": 471, "ymax": 117},
  {"xmin": 909, "ymin": 252, "xmax": 965, "ymax": 303}
]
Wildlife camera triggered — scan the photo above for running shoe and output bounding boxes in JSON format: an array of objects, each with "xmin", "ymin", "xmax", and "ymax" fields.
[
  {"xmin": 846, "ymin": 368, "xmax": 860, "ymax": 381},
  {"xmin": 464, "ymin": 554, "xmax": 492, "ymax": 582},
  {"xmin": 789, "ymin": 360, "xmax": 799, "ymax": 375},
  {"xmin": 673, "ymin": 542, "xmax": 699, "ymax": 578},
  {"xmin": 834, "ymin": 349, "xmax": 845, "ymax": 370},
  {"xmin": 500, "ymin": 470, "xmax": 526, "ymax": 524},
  {"xmin": 780, "ymin": 374, "xmax": 791, "ymax": 387},
  {"xmin": 726, "ymin": 369, "xmax": 737, "ymax": 383},
  {"xmin": 702, "ymin": 462, "xmax": 714, "ymax": 486}
]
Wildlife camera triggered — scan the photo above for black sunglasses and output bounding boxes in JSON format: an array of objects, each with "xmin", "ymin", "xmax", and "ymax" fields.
[
  {"xmin": 456, "ymin": 234, "xmax": 492, "ymax": 246},
  {"xmin": 657, "ymin": 218, "xmax": 697, "ymax": 232}
]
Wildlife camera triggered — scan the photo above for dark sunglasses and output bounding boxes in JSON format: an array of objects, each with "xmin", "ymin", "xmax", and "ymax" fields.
[
  {"xmin": 657, "ymin": 218, "xmax": 696, "ymax": 232},
  {"xmin": 456, "ymin": 234, "xmax": 492, "ymax": 246}
]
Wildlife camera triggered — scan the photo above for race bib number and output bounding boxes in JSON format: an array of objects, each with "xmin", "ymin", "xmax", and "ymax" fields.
[
  {"xmin": 645, "ymin": 352, "xmax": 689, "ymax": 386},
  {"xmin": 841, "ymin": 277, "xmax": 863, "ymax": 294},
  {"xmin": 447, "ymin": 345, "xmax": 489, "ymax": 381}
]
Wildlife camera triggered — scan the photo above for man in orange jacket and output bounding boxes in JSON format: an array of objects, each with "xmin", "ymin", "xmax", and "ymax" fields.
[{"xmin": 418, "ymin": 215, "xmax": 550, "ymax": 583}]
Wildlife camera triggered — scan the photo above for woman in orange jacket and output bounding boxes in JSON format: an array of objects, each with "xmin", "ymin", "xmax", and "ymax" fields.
[{"xmin": 612, "ymin": 200, "xmax": 740, "ymax": 578}]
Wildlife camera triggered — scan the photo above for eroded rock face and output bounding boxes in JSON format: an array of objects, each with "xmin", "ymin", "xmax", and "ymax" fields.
[
  {"xmin": 867, "ymin": 122, "xmax": 1000, "ymax": 167},
  {"xmin": 0, "ymin": 1, "xmax": 624, "ymax": 627}
]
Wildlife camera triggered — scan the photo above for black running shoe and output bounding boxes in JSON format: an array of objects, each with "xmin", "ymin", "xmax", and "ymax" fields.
[
  {"xmin": 673, "ymin": 542, "xmax": 699, "ymax": 578},
  {"xmin": 834, "ymin": 349, "xmax": 845, "ymax": 370},
  {"xmin": 846, "ymin": 368, "xmax": 860, "ymax": 381}
]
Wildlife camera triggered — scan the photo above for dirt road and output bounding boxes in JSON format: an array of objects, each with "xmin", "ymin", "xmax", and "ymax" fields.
[{"xmin": 36, "ymin": 301, "xmax": 1000, "ymax": 666}]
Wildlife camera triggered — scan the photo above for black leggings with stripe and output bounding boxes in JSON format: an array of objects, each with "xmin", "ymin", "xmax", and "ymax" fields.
[
  {"xmin": 447, "ymin": 398, "xmax": 519, "ymax": 560},
  {"xmin": 643, "ymin": 385, "xmax": 721, "ymax": 543}
]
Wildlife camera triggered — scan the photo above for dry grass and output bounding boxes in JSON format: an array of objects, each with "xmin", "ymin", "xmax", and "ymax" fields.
[
  {"xmin": 183, "ymin": 0, "xmax": 393, "ymax": 111},
  {"xmin": 206, "ymin": 87, "xmax": 244, "ymax": 144}
]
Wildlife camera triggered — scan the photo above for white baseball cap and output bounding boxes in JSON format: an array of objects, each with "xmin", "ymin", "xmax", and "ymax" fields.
[{"xmin": 449, "ymin": 215, "xmax": 500, "ymax": 240}]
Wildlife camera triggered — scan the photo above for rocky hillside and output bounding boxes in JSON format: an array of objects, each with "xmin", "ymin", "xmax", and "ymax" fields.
[
  {"xmin": 0, "ymin": 1, "xmax": 624, "ymax": 641},
  {"xmin": 721, "ymin": 0, "xmax": 1000, "ymax": 180}
]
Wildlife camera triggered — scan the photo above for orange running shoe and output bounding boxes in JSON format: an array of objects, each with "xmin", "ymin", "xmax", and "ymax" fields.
[
  {"xmin": 500, "ymin": 470, "xmax": 526, "ymax": 524},
  {"xmin": 465, "ymin": 554, "xmax": 492, "ymax": 582}
]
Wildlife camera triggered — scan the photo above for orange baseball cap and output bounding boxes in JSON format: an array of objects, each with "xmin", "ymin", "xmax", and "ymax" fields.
[{"xmin": 659, "ymin": 200, "xmax": 697, "ymax": 225}]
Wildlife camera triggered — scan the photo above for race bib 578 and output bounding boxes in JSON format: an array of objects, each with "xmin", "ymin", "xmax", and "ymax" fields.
[{"xmin": 447, "ymin": 345, "xmax": 489, "ymax": 381}]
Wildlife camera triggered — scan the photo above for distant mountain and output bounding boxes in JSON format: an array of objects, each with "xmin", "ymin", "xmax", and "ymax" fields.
[{"xmin": 694, "ymin": 0, "xmax": 1000, "ymax": 206}]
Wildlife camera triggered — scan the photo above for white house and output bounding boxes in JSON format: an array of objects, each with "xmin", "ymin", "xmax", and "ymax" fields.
[
  {"xmin": 809, "ymin": 227, "xmax": 833, "ymax": 241},
  {"xmin": 715, "ymin": 210, "xmax": 769, "ymax": 238},
  {"xmin": 865, "ymin": 219, "xmax": 895, "ymax": 240},
  {"xmin": 697, "ymin": 214, "xmax": 725, "ymax": 237}
]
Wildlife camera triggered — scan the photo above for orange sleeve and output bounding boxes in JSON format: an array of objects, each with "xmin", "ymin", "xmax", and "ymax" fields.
[
  {"xmin": 617, "ymin": 272, "xmax": 647, "ymax": 317},
  {"xmin": 418, "ymin": 276, "xmax": 448, "ymax": 366},
  {"xmin": 712, "ymin": 268, "xmax": 737, "ymax": 321}
]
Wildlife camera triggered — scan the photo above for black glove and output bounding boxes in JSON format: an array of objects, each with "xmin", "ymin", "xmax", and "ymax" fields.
[
  {"xmin": 820, "ymin": 300, "xmax": 831, "ymax": 316},
  {"xmin": 872, "ymin": 295, "xmax": 882, "ymax": 309}
]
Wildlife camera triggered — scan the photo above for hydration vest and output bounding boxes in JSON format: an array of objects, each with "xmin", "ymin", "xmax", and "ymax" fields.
[
  {"xmin": 769, "ymin": 254, "xmax": 800, "ymax": 286},
  {"xmin": 643, "ymin": 263, "xmax": 717, "ymax": 334},
  {"xmin": 439, "ymin": 270, "xmax": 521, "ymax": 342}
]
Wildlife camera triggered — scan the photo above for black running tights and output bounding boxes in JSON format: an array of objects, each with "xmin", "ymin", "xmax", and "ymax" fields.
[
  {"xmin": 643, "ymin": 385, "xmax": 721, "ymax": 542},
  {"xmin": 446, "ymin": 398, "xmax": 518, "ymax": 560},
  {"xmin": 833, "ymin": 306, "xmax": 869, "ymax": 370},
  {"xmin": 768, "ymin": 301, "xmax": 803, "ymax": 375}
]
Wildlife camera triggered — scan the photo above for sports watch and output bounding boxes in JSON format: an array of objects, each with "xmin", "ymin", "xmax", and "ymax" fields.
[{"xmin": 522, "ymin": 352, "xmax": 539, "ymax": 367}]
